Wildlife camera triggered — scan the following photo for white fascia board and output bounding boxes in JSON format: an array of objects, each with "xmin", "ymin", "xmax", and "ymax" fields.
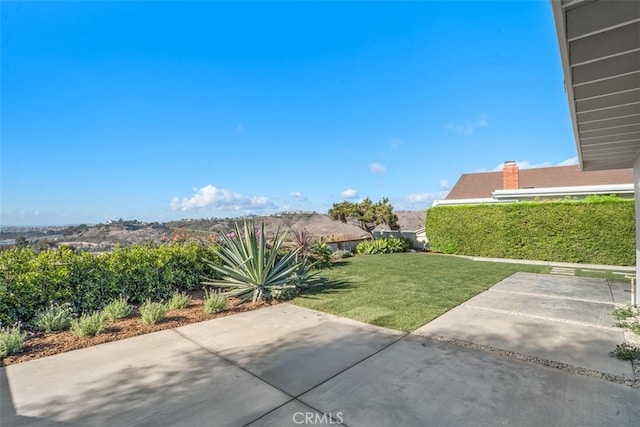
[
  {"xmin": 551, "ymin": 0, "xmax": 585, "ymax": 169},
  {"xmin": 493, "ymin": 184, "xmax": 634, "ymax": 199},
  {"xmin": 431, "ymin": 198, "xmax": 512, "ymax": 207}
]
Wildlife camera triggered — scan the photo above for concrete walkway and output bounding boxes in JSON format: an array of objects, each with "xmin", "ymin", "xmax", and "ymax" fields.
[
  {"xmin": 452, "ymin": 254, "xmax": 636, "ymax": 272},
  {"xmin": 2, "ymin": 274, "xmax": 639, "ymax": 426},
  {"xmin": 416, "ymin": 272, "xmax": 635, "ymax": 379}
]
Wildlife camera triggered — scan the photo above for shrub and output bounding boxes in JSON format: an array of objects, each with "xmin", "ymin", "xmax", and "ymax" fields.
[
  {"xmin": 613, "ymin": 305, "xmax": 639, "ymax": 321},
  {"xmin": 610, "ymin": 343, "xmax": 640, "ymax": 361},
  {"xmin": 139, "ymin": 300, "xmax": 167, "ymax": 325},
  {"xmin": 309, "ymin": 241, "xmax": 332, "ymax": 268},
  {"xmin": 102, "ymin": 297, "xmax": 133, "ymax": 321},
  {"xmin": 426, "ymin": 197, "xmax": 635, "ymax": 265},
  {"xmin": 0, "ymin": 243, "xmax": 222, "ymax": 325},
  {"xmin": 0, "ymin": 247, "xmax": 72, "ymax": 326},
  {"xmin": 70, "ymin": 312, "xmax": 106, "ymax": 337},
  {"xmin": 167, "ymin": 291, "xmax": 192, "ymax": 310},
  {"xmin": 33, "ymin": 303, "xmax": 73, "ymax": 332},
  {"xmin": 356, "ymin": 237, "xmax": 411, "ymax": 255},
  {"xmin": 330, "ymin": 249, "xmax": 353, "ymax": 261},
  {"xmin": 203, "ymin": 289, "xmax": 228, "ymax": 314},
  {"xmin": 0, "ymin": 324, "xmax": 26, "ymax": 357},
  {"xmin": 202, "ymin": 221, "xmax": 312, "ymax": 303}
]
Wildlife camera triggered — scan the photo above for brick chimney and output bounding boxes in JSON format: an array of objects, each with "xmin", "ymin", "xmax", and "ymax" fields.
[{"xmin": 502, "ymin": 160, "xmax": 519, "ymax": 190}]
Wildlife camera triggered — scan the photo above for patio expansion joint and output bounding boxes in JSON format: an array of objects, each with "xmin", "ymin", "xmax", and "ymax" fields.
[
  {"xmin": 462, "ymin": 305, "xmax": 622, "ymax": 332},
  {"xmin": 170, "ymin": 327, "xmax": 407, "ymax": 427},
  {"xmin": 487, "ymin": 288, "xmax": 618, "ymax": 306},
  {"xmin": 606, "ymin": 279, "xmax": 618, "ymax": 305},
  {"xmin": 168, "ymin": 328, "xmax": 300, "ymax": 425},
  {"xmin": 412, "ymin": 333, "xmax": 639, "ymax": 389}
]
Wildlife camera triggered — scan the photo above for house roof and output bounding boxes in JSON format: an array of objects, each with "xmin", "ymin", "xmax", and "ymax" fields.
[{"xmin": 446, "ymin": 165, "xmax": 633, "ymax": 200}]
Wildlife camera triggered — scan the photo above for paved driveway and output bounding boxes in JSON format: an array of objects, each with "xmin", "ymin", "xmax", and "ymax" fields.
[{"xmin": 2, "ymin": 274, "xmax": 639, "ymax": 426}]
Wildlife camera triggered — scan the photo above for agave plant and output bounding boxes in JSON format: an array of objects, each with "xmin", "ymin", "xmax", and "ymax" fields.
[{"xmin": 202, "ymin": 220, "xmax": 312, "ymax": 303}]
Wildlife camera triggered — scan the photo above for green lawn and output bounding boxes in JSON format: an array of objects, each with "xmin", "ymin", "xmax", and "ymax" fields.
[
  {"xmin": 293, "ymin": 253, "xmax": 548, "ymax": 332},
  {"xmin": 574, "ymin": 268, "xmax": 633, "ymax": 283}
]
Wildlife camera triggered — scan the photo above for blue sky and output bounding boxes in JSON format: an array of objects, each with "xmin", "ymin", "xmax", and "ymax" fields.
[{"xmin": 1, "ymin": 1, "xmax": 578, "ymax": 226}]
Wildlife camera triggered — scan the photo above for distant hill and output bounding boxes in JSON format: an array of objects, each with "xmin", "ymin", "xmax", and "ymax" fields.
[{"xmin": 1, "ymin": 211, "xmax": 426, "ymax": 251}]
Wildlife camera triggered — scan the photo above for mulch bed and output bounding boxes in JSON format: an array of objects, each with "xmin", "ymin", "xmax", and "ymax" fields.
[{"xmin": 2, "ymin": 293, "xmax": 279, "ymax": 367}]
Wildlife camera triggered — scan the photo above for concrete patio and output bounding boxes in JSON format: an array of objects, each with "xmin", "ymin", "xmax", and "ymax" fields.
[{"xmin": 1, "ymin": 273, "xmax": 639, "ymax": 426}]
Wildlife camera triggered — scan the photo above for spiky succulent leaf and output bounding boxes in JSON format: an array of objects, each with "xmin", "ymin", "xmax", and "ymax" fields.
[{"xmin": 202, "ymin": 220, "xmax": 311, "ymax": 302}]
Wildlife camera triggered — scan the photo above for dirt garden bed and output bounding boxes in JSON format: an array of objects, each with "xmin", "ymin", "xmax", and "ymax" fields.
[{"xmin": 1, "ymin": 291, "xmax": 279, "ymax": 367}]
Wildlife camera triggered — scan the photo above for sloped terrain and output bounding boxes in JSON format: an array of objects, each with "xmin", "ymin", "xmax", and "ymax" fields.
[{"xmin": 29, "ymin": 211, "xmax": 426, "ymax": 249}]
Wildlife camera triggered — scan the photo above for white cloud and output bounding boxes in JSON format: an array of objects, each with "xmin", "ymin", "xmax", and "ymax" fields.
[
  {"xmin": 170, "ymin": 185, "xmax": 275, "ymax": 212},
  {"xmin": 341, "ymin": 189, "xmax": 358, "ymax": 199},
  {"xmin": 403, "ymin": 190, "xmax": 450, "ymax": 209},
  {"xmin": 290, "ymin": 192, "xmax": 307, "ymax": 201},
  {"xmin": 556, "ymin": 156, "xmax": 579, "ymax": 166},
  {"xmin": 492, "ymin": 156, "xmax": 579, "ymax": 171},
  {"xmin": 445, "ymin": 115, "xmax": 489, "ymax": 135},
  {"xmin": 439, "ymin": 180, "xmax": 451, "ymax": 191},
  {"xmin": 388, "ymin": 137, "xmax": 404, "ymax": 148},
  {"xmin": 406, "ymin": 193, "xmax": 435, "ymax": 203},
  {"xmin": 369, "ymin": 162, "xmax": 387, "ymax": 174}
]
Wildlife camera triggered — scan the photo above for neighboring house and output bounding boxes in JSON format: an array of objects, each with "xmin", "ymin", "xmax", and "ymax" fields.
[{"xmin": 432, "ymin": 160, "xmax": 634, "ymax": 207}]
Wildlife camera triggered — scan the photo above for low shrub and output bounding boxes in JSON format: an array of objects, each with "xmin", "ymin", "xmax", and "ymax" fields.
[
  {"xmin": 356, "ymin": 237, "xmax": 411, "ymax": 255},
  {"xmin": 330, "ymin": 249, "xmax": 353, "ymax": 261},
  {"xmin": 610, "ymin": 343, "xmax": 640, "ymax": 361},
  {"xmin": 139, "ymin": 300, "xmax": 167, "ymax": 325},
  {"xmin": 204, "ymin": 289, "xmax": 228, "ymax": 314},
  {"xmin": 309, "ymin": 242, "xmax": 332, "ymax": 268},
  {"xmin": 33, "ymin": 303, "xmax": 73, "ymax": 332},
  {"xmin": 70, "ymin": 312, "xmax": 106, "ymax": 337},
  {"xmin": 269, "ymin": 286, "xmax": 299, "ymax": 300},
  {"xmin": 613, "ymin": 305, "xmax": 640, "ymax": 335},
  {"xmin": 102, "ymin": 297, "xmax": 133, "ymax": 321},
  {"xmin": 613, "ymin": 305, "xmax": 639, "ymax": 321},
  {"xmin": 0, "ymin": 324, "xmax": 26, "ymax": 358},
  {"xmin": 167, "ymin": 291, "xmax": 192, "ymax": 310}
]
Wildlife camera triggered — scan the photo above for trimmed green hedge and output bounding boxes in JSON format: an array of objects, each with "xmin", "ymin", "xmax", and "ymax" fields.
[
  {"xmin": 425, "ymin": 196, "xmax": 635, "ymax": 266},
  {"xmin": 0, "ymin": 243, "xmax": 222, "ymax": 326}
]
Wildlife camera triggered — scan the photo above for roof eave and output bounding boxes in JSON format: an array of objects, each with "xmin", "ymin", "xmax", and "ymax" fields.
[{"xmin": 551, "ymin": 0, "xmax": 586, "ymax": 170}]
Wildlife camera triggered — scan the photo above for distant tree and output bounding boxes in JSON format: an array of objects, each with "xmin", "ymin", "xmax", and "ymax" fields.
[
  {"xmin": 328, "ymin": 197, "xmax": 399, "ymax": 239},
  {"xmin": 31, "ymin": 238, "xmax": 57, "ymax": 254},
  {"xmin": 15, "ymin": 235, "xmax": 28, "ymax": 248}
]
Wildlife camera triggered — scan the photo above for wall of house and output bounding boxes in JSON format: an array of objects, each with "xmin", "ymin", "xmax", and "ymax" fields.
[{"xmin": 325, "ymin": 238, "xmax": 367, "ymax": 253}]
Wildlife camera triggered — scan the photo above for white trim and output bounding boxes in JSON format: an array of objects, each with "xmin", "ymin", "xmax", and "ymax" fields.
[
  {"xmin": 493, "ymin": 184, "xmax": 633, "ymax": 199},
  {"xmin": 551, "ymin": 0, "xmax": 585, "ymax": 169},
  {"xmin": 432, "ymin": 184, "xmax": 633, "ymax": 207},
  {"xmin": 431, "ymin": 198, "xmax": 510, "ymax": 207}
]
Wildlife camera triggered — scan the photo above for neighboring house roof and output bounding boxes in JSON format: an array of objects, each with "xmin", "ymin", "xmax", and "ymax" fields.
[{"xmin": 446, "ymin": 165, "xmax": 633, "ymax": 200}]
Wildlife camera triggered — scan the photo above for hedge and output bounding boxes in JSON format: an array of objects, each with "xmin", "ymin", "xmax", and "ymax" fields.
[
  {"xmin": 0, "ymin": 243, "xmax": 222, "ymax": 326},
  {"xmin": 425, "ymin": 196, "xmax": 635, "ymax": 266}
]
